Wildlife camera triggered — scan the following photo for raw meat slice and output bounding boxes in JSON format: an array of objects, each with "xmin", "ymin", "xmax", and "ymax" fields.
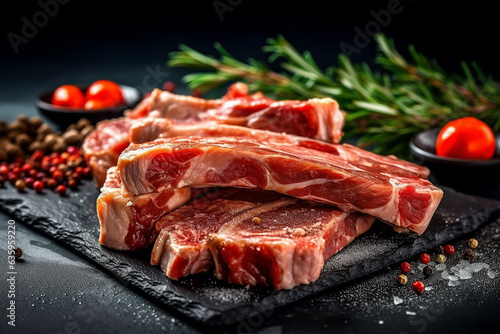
[
  {"xmin": 129, "ymin": 82, "xmax": 344, "ymax": 142},
  {"xmin": 145, "ymin": 89, "xmax": 343, "ymax": 142},
  {"xmin": 208, "ymin": 195, "xmax": 375, "ymax": 290},
  {"xmin": 97, "ymin": 167, "xmax": 194, "ymax": 250},
  {"xmin": 84, "ymin": 83, "xmax": 344, "ymax": 187},
  {"xmin": 127, "ymin": 81, "xmax": 249, "ymax": 119},
  {"xmin": 150, "ymin": 187, "xmax": 374, "ymax": 289},
  {"xmin": 82, "ymin": 118, "xmax": 133, "ymax": 187},
  {"xmin": 117, "ymin": 136, "xmax": 443, "ymax": 234},
  {"xmin": 130, "ymin": 118, "xmax": 429, "ymax": 179},
  {"xmin": 150, "ymin": 188, "xmax": 285, "ymax": 279},
  {"xmin": 123, "ymin": 93, "xmax": 153, "ymax": 119}
]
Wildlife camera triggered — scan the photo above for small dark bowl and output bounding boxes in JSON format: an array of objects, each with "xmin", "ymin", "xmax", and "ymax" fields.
[
  {"xmin": 410, "ymin": 128, "xmax": 500, "ymax": 198},
  {"xmin": 36, "ymin": 83, "xmax": 142, "ymax": 129}
]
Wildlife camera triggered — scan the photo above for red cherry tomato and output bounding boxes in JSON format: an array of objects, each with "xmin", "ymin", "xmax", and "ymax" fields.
[
  {"xmin": 436, "ymin": 117, "xmax": 496, "ymax": 160},
  {"xmin": 51, "ymin": 85, "xmax": 85, "ymax": 108},
  {"xmin": 85, "ymin": 80, "xmax": 125, "ymax": 108},
  {"xmin": 84, "ymin": 99, "xmax": 107, "ymax": 110}
]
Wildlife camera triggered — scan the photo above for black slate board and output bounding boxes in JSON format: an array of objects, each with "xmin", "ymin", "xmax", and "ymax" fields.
[{"xmin": 1, "ymin": 181, "xmax": 500, "ymax": 326}]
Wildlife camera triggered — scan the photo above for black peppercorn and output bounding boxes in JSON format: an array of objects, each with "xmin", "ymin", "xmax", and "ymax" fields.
[
  {"xmin": 423, "ymin": 265, "xmax": 434, "ymax": 277},
  {"xmin": 435, "ymin": 245, "xmax": 445, "ymax": 255},
  {"xmin": 14, "ymin": 247, "xmax": 23, "ymax": 260},
  {"xmin": 463, "ymin": 249, "xmax": 475, "ymax": 261}
]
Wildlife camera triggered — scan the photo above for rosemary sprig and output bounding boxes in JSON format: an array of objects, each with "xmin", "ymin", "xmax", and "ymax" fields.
[{"xmin": 167, "ymin": 34, "xmax": 500, "ymax": 157}]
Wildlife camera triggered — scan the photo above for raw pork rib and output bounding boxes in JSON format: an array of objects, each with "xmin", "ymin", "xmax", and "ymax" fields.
[
  {"xmin": 84, "ymin": 83, "xmax": 345, "ymax": 187},
  {"xmin": 130, "ymin": 118, "xmax": 430, "ymax": 179},
  {"xmin": 82, "ymin": 118, "xmax": 133, "ymax": 187},
  {"xmin": 151, "ymin": 188, "xmax": 284, "ymax": 279},
  {"xmin": 127, "ymin": 82, "xmax": 345, "ymax": 143},
  {"xmin": 118, "ymin": 137, "xmax": 443, "ymax": 234},
  {"xmin": 151, "ymin": 188, "xmax": 374, "ymax": 289},
  {"xmin": 97, "ymin": 167, "xmax": 193, "ymax": 250}
]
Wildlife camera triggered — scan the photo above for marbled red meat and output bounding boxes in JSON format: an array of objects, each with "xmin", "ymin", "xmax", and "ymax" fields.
[
  {"xmin": 97, "ymin": 167, "xmax": 194, "ymax": 250},
  {"xmin": 83, "ymin": 82, "xmax": 345, "ymax": 187},
  {"xmin": 82, "ymin": 118, "xmax": 134, "ymax": 187},
  {"xmin": 118, "ymin": 136, "xmax": 442, "ymax": 234},
  {"xmin": 142, "ymin": 87, "xmax": 344, "ymax": 142},
  {"xmin": 126, "ymin": 82, "xmax": 344, "ymax": 143},
  {"xmin": 130, "ymin": 119, "xmax": 430, "ymax": 179},
  {"xmin": 151, "ymin": 188, "xmax": 374, "ymax": 289}
]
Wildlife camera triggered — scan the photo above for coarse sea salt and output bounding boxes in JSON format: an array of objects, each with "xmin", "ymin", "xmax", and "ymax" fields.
[
  {"xmin": 458, "ymin": 269, "xmax": 472, "ymax": 280},
  {"xmin": 487, "ymin": 269, "xmax": 496, "ymax": 279},
  {"xmin": 435, "ymin": 263, "xmax": 447, "ymax": 271},
  {"xmin": 406, "ymin": 311, "xmax": 416, "ymax": 316},
  {"xmin": 393, "ymin": 296, "xmax": 403, "ymax": 305},
  {"xmin": 448, "ymin": 280, "xmax": 461, "ymax": 287},
  {"xmin": 470, "ymin": 262, "xmax": 487, "ymax": 273}
]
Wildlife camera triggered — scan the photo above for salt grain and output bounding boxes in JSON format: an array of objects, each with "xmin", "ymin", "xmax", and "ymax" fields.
[
  {"xmin": 458, "ymin": 269, "xmax": 472, "ymax": 280},
  {"xmin": 457, "ymin": 259, "xmax": 471, "ymax": 268},
  {"xmin": 406, "ymin": 311, "xmax": 416, "ymax": 316},
  {"xmin": 393, "ymin": 296, "xmax": 403, "ymax": 305},
  {"xmin": 448, "ymin": 280, "xmax": 461, "ymax": 287},
  {"xmin": 470, "ymin": 262, "xmax": 486, "ymax": 273},
  {"xmin": 487, "ymin": 270, "xmax": 496, "ymax": 279},
  {"xmin": 448, "ymin": 275, "xmax": 459, "ymax": 281},
  {"xmin": 435, "ymin": 263, "xmax": 447, "ymax": 271}
]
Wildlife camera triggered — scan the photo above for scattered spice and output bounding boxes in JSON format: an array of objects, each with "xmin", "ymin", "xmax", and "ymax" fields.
[
  {"xmin": 436, "ymin": 254, "xmax": 447, "ymax": 263},
  {"xmin": 435, "ymin": 245, "xmax": 445, "ymax": 255},
  {"xmin": 33, "ymin": 180, "xmax": 44, "ymax": 193},
  {"xmin": 397, "ymin": 274, "xmax": 408, "ymax": 285},
  {"xmin": 0, "ymin": 114, "xmax": 93, "ymax": 161},
  {"xmin": 1, "ymin": 145, "xmax": 91, "ymax": 196},
  {"xmin": 444, "ymin": 245, "xmax": 455, "ymax": 255},
  {"xmin": 56, "ymin": 184, "xmax": 67, "ymax": 196},
  {"xmin": 419, "ymin": 253, "xmax": 430, "ymax": 264},
  {"xmin": 14, "ymin": 178, "xmax": 25, "ymax": 191},
  {"xmin": 412, "ymin": 281, "xmax": 425, "ymax": 294},
  {"xmin": 14, "ymin": 247, "xmax": 23, "ymax": 260},
  {"xmin": 252, "ymin": 217, "xmax": 261, "ymax": 224},
  {"xmin": 400, "ymin": 262, "xmax": 411, "ymax": 273},
  {"xmin": 423, "ymin": 266, "xmax": 434, "ymax": 277},
  {"xmin": 463, "ymin": 249, "xmax": 475, "ymax": 261},
  {"xmin": 467, "ymin": 238, "xmax": 478, "ymax": 249}
]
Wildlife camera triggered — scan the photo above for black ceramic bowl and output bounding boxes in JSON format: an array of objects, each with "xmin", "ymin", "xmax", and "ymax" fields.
[
  {"xmin": 36, "ymin": 83, "xmax": 142, "ymax": 129},
  {"xmin": 410, "ymin": 128, "xmax": 500, "ymax": 197}
]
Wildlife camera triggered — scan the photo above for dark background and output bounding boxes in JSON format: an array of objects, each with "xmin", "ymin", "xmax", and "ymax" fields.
[
  {"xmin": 1, "ymin": 2, "xmax": 500, "ymax": 334},
  {"xmin": 1, "ymin": 0, "xmax": 500, "ymax": 122}
]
